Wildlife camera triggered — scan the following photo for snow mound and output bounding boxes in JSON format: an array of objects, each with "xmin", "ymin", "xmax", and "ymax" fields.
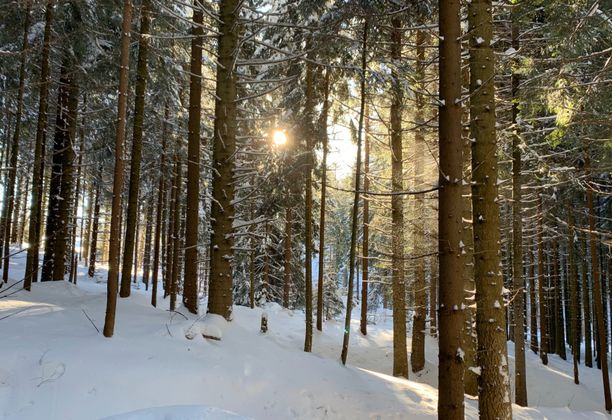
[
  {"xmin": 200, "ymin": 314, "xmax": 228, "ymax": 340},
  {"xmin": 101, "ymin": 405, "xmax": 250, "ymax": 420}
]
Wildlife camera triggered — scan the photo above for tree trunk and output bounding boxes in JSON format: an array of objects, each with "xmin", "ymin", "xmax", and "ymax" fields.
[
  {"xmin": 469, "ymin": 0, "xmax": 512, "ymax": 416},
  {"xmin": 411, "ymin": 30, "xmax": 427, "ymax": 375},
  {"xmin": 529, "ymin": 237, "xmax": 538, "ymax": 353},
  {"xmin": 437, "ymin": 0, "xmax": 464, "ymax": 415},
  {"xmin": 511, "ymin": 16, "xmax": 527, "ymax": 405},
  {"xmin": 340, "ymin": 20, "xmax": 367, "ymax": 366},
  {"xmin": 553, "ymin": 239, "xmax": 566, "ymax": 359},
  {"xmin": 88, "ymin": 181, "xmax": 101, "ymax": 277},
  {"xmin": 82, "ymin": 180, "xmax": 94, "ymax": 265},
  {"xmin": 585, "ymin": 150, "xmax": 612, "ymax": 410},
  {"xmin": 169, "ymin": 154, "xmax": 182, "ymax": 312},
  {"xmin": 317, "ymin": 69, "xmax": 330, "ymax": 332},
  {"xmin": 68, "ymin": 103, "xmax": 86, "ymax": 284},
  {"xmin": 1, "ymin": 0, "xmax": 31, "ymax": 283},
  {"xmin": 103, "ymin": 0, "xmax": 133, "ymax": 338},
  {"xmin": 283, "ymin": 206, "xmax": 292, "ymax": 308},
  {"xmin": 151, "ymin": 105, "xmax": 168, "ymax": 307},
  {"xmin": 568, "ymin": 207, "xmax": 580, "ymax": 384},
  {"xmin": 183, "ymin": 0, "xmax": 204, "ymax": 314},
  {"xmin": 537, "ymin": 192, "xmax": 548, "ymax": 364},
  {"xmin": 142, "ymin": 200, "xmax": 153, "ymax": 290},
  {"xmin": 360, "ymin": 103, "xmax": 369, "ymax": 336},
  {"xmin": 207, "ymin": 0, "xmax": 241, "ymax": 320},
  {"xmin": 120, "ymin": 0, "xmax": 151, "ymax": 298},
  {"xmin": 303, "ymin": 57, "xmax": 314, "ymax": 352}
]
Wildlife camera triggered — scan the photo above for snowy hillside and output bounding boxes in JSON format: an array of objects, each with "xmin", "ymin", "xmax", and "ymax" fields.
[{"xmin": 0, "ymin": 255, "xmax": 609, "ymax": 419}]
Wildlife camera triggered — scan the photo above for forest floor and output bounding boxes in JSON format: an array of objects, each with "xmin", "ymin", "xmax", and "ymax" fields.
[{"xmin": 0, "ymin": 251, "xmax": 609, "ymax": 419}]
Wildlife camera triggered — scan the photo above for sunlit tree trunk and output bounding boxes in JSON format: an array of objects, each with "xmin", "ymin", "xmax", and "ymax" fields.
[
  {"xmin": 437, "ymin": 0, "xmax": 464, "ymax": 415},
  {"xmin": 317, "ymin": 69, "xmax": 330, "ymax": 332},
  {"xmin": 340, "ymin": 20, "xmax": 367, "ymax": 366},
  {"xmin": 360, "ymin": 103, "xmax": 369, "ymax": 336}
]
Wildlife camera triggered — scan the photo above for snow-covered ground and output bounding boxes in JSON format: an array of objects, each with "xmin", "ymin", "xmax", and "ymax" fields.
[{"xmin": 0, "ymin": 251, "xmax": 609, "ymax": 419}]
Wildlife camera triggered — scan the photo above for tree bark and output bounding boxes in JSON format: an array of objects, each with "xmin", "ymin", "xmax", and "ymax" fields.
[
  {"xmin": 303, "ymin": 57, "xmax": 314, "ymax": 352},
  {"xmin": 568, "ymin": 207, "xmax": 580, "ymax": 384},
  {"xmin": 169, "ymin": 154, "xmax": 182, "ymax": 312},
  {"xmin": 340, "ymin": 21, "xmax": 367, "ymax": 366},
  {"xmin": 120, "ymin": 0, "xmax": 151, "ymax": 298},
  {"xmin": 317, "ymin": 69, "xmax": 330, "ymax": 332},
  {"xmin": 207, "ymin": 0, "xmax": 241, "ymax": 320},
  {"xmin": 283, "ymin": 206, "xmax": 292, "ymax": 308},
  {"xmin": 88, "ymin": 181, "xmax": 101, "ymax": 278},
  {"xmin": 103, "ymin": 0, "xmax": 133, "ymax": 338},
  {"xmin": 151, "ymin": 105, "xmax": 168, "ymax": 307},
  {"xmin": 142, "ymin": 200, "xmax": 154, "ymax": 290},
  {"xmin": 537, "ymin": 192, "xmax": 548, "ymax": 365},
  {"xmin": 183, "ymin": 0, "xmax": 204, "ymax": 314},
  {"xmin": 469, "ymin": 0, "xmax": 512, "ymax": 416},
  {"xmin": 585, "ymin": 149, "xmax": 612, "ymax": 411},
  {"xmin": 411, "ymin": 30, "xmax": 427, "ymax": 375},
  {"xmin": 360, "ymin": 103, "xmax": 370, "ymax": 336},
  {"xmin": 437, "ymin": 0, "xmax": 464, "ymax": 415},
  {"xmin": 1, "ymin": 0, "xmax": 31, "ymax": 283}
]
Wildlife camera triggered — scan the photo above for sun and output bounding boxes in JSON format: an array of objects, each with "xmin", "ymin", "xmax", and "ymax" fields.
[{"xmin": 272, "ymin": 130, "xmax": 288, "ymax": 146}]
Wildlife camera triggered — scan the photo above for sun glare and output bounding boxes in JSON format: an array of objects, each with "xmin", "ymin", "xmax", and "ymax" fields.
[{"xmin": 272, "ymin": 130, "xmax": 287, "ymax": 146}]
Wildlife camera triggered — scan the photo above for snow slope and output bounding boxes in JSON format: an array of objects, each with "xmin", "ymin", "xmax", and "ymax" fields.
[{"xmin": 0, "ymin": 253, "xmax": 609, "ymax": 419}]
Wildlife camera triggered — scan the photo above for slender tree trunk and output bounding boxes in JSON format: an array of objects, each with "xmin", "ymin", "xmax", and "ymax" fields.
[
  {"xmin": 581, "ymin": 234, "xmax": 593, "ymax": 367},
  {"xmin": 183, "ymin": 0, "xmax": 204, "ymax": 314},
  {"xmin": 10, "ymin": 174, "xmax": 23, "ymax": 245},
  {"xmin": 411, "ymin": 30, "xmax": 427, "ymax": 374},
  {"xmin": 17, "ymin": 175, "xmax": 29, "ymax": 245},
  {"xmin": 151, "ymin": 105, "xmax": 168, "ymax": 307},
  {"xmin": 437, "ymin": 0, "xmax": 464, "ymax": 415},
  {"xmin": 207, "ymin": 0, "xmax": 241, "ymax": 320},
  {"xmin": 430, "ymin": 254, "xmax": 437, "ymax": 336},
  {"xmin": 88, "ymin": 181, "xmax": 101, "ymax": 278},
  {"xmin": 316, "ymin": 70, "xmax": 330, "ymax": 332},
  {"xmin": 1, "ymin": 0, "xmax": 31, "ymax": 283},
  {"xmin": 103, "ymin": 0, "xmax": 133, "ymax": 337},
  {"xmin": 360, "ymin": 103, "xmax": 370, "ymax": 336},
  {"xmin": 142, "ymin": 200, "xmax": 153, "ymax": 290},
  {"xmin": 568, "ymin": 208, "xmax": 580, "ymax": 384},
  {"xmin": 170, "ymin": 154, "xmax": 182, "ymax": 312},
  {"xmin": 585, "ymin": 150, "xmax": 612, "ymax": 410},
  {"xmin": 537, "ymin": 192, "xmax": 548, "ymax": 364},
  {"xmin": 511, "ymin": 17, "xmax": 527, "ymax": 404},
  {"xmin": 120, "ymin": 0, "xmax": 151, "ymax": 297},
  {"xmin": 340, "ymin": 21, "xmax": 367, "ymax": 366},
  {"xmin": 303, "ymin": 57, "xmax": 315, "ymax": 352},
  {"xmin": 553, "ymin": 239, "xmax": 566, "ymax": 359},
  {"xmin": 469, "ymin": 0, "xmax": 512, "ymax": 416},
  {"xmin": 529, "ymin": 237, "xmax": 538, "ymax": 353},
  {"xmin": 82, "ymin": 180, "xmax": 94, "ymax": 265},
  {"xmin": 68, "ymin": 104, "xmax": 86, "ymax": 284},
  {"xmin": 283, "ymin": 206, "xmax": 292, "ymax": 308}
]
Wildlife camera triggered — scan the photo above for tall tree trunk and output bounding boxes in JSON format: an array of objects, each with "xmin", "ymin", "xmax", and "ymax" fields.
[
  {"xmin": 82, "ymin": 180, "xmax": 94, "ymax": 265},
  {"xmin": 568, "ymin": 207, "xmax": 580, "ymax": 384},
  {"xmin": 1, "ymin": 0, "xmax": 31, "ymax": 282},
  {"xmin": 103, "ymin": 0, "xmax": 133, "ymax": 338},
  {"xmin": 10, "ymin": 174, "xmax": 23, "ymax": 245},
  {"xmin": 340, "ymin": 20, "xmax": 367, "ymax": 366},
  {"xmin": 183, "ymin": 0, "xmax": 204, "ymax": 314},
  {"xmin": 411, "ymin": 29, "xmax": 427, "ymax": 375},
  {"xmin": 88, "ymin": 181, "xmax": 101, "ymax": 278},
  {"xmin": 207, "ymin": 0, "xmax": 241, "ymax": 320},
  {"xmin": 151, "ymin": 105, "xmax": 168, "ymax": 307},
  {"xmin": 537, "ymin": 192, "xmax": 548, "ymax": 364},
  {"xmin": 581, "ymin": 234, "xmax": 593, "ymax": 367},
  {"xmin": 437, "ymin": 0, "xmax": 464, "ymax": 415},
  {"xmin": 40, "ymin": 61, "xmax": 77, "ymax": 282},
  {"xmin": 120, "ymin": 0, "xmax": 151, "ymax": 298},
  {"xmin": 529, "ymin": 237, "xmax": 538, "ymax": 353},
  {"xmin": 283, "ymin": 206, "xmax": 292, "ymax": 308},
  {"xmin": 316, "ymin": 70, "xmax": 330, "ymax": 332},
  {"xmin": 511, "ymin": 16, "xmax": 527, "ymax": 405},
  {"xmin": 17, "ymin": 175, "xmax": 29, "ymax": 245},
  {"xmin": 430, "ymin": 253, "xmax": 437, "ymax": 336},
  {"xmin": 469, "ymin": 0, "xmax": 512, "ymax": 416},
  {"xmin": 553, "ymin": 239, "xmax": 566, "ymax": 359},
  {"xmin": 142, "ymin": 200, "xmax": 153, "ymax": 290},
  {"xmin": 303, "ymin": 57, "xmax": 314, "ymax": 352},
  {"xmin": 68, "ymin": 103, "xmax": 86, "ymax": 284},
  {"xmin": 169, "ymin": 154, "xmax": 182, "ymax": 312},
  {"xmin": 585, "ymin": 150, "xmax": 612, "ymax": 410},
  {"xmin": 360, "ymin": 103, "xmax": 370, "ymax": 336}
]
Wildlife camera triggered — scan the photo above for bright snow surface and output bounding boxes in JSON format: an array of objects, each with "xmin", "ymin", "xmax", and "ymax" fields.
[{"xmin": 0, "ymin": 251, "xmax": 609, "ymax": 419}]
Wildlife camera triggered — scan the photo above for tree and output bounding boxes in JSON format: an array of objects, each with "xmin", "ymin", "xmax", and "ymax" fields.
[
  {"xmin": 437, "ymin": 0, "xmax": 465, "ymax": 415},
  {"xmin": 103, "ymin": 0, "xmax": 133, "ymax": 338},
  {"xmin": 207, "ymin": 0, "xmax": 241, "ymax": 320},
  {"xmin": 469, "ymin": 0, "xmax": 512, "ymax": 416}
]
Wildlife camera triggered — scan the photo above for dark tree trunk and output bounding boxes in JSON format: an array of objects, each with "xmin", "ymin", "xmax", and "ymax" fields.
[
  {"xmin": 88, "ymin": 181, "xmax": 101, "ymax": 278},
  {"xmin": 183, "ymin": 0, "xmax": 204, "ymax": 314},
  {"xmin": 207, "ymin": 0, "xmax": 241, "ymax": 320},
  {"xmin": 151, "ymin": 105, "xmax": 168, "ymax": 307},
  {"xmin": 317, "ymin": 69, "xmax": 330, "ymax": 332},
  {"xmin": 103, "ymin": 0, "xmax": 133, "ymax": 338}
]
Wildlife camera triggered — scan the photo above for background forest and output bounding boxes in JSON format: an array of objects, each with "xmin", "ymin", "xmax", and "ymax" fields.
[{"xmin": 0, "ymin": 0, "xmax": 611, "ymax": 419}]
